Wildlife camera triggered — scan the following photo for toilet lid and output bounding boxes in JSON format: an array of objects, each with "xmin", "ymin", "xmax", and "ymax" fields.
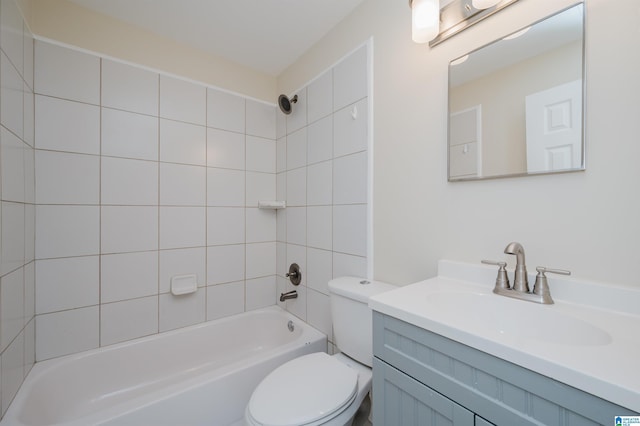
[{"xmin": 248, "ymin": 352, "xmax": 358, "ymax": 426}]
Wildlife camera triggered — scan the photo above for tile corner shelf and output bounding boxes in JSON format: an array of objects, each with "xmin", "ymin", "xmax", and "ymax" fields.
[{"xmin": 258, "ymin": 201, "xmax": 286, "ymax": 209}]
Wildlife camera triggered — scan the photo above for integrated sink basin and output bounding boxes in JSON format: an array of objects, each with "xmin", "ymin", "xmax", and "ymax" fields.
[
  {"xmin": 369, "ymin": 260, "xmax": 640, "ymax": 412},
  {"xmin": 425, "ymin": 291, "xmax": 612, "ymax": 346}
]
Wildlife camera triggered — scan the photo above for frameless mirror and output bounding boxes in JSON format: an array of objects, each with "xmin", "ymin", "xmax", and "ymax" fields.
[{"xmin": 448, "ymin": 3, "xmax": 585, "ymax": 181}]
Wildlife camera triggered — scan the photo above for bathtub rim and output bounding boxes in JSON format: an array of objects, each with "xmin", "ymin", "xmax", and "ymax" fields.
[{"xmin": 3, "ymin": 305, "xmax": 327, "ymax": 426}]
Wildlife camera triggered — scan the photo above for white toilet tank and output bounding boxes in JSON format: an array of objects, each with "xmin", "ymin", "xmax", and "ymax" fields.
[{"xmin": 328, "ymin": 277, "xmax": 396, "ymax": 368}]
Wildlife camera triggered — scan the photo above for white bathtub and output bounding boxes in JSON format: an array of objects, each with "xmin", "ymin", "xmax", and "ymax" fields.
[{"xmin": 2, "ymin": 306, "xmax": 326, "ymax": 426}]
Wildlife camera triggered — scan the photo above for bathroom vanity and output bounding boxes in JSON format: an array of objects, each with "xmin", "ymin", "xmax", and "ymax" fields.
[{"xmin": 369, "ymin": 260, "xmax": 640, "ymax": 425}]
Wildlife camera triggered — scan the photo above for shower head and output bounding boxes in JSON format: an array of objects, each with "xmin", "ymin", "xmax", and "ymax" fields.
[{"xmin": 278, "ymin": 94, "xmax": 298, "ymax": 115}]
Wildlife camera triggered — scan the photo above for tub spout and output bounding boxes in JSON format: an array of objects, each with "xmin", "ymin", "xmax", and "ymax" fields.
[{"xmin": 280, "ymin": 290, "xmax": 298, "ymax": 302}]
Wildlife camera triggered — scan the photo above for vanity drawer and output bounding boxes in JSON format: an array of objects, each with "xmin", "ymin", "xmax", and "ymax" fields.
[{"xmin": 373, "ymin": 312, "xmax": 636, "ymax": 425}]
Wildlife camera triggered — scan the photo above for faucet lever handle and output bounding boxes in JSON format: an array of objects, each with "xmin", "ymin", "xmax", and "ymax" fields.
[
  {"xmin": 481, "ymin": 259, "xmax": 507, "ymax": 268},
  {"xmin": 532, "ymin": 266, "xmax": 571, "ymax": 304},
  {"xmin": 481, "ymin": 260, "xmax": 510, "ymax": 290},
  {"xmin": 535, "ymin": 266, "xmax": 571, "ymax": 276}
]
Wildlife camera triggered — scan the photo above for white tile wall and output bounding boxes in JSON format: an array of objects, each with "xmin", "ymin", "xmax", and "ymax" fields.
[
  {"xmin": 101, "ymin": 206, "xmax": 158, "ymax": 254},
  {"xmin": 307, "ymin": 116, "xmax": 333, "ymax": 165},
  {"xmin": 246, "ymin": 172, "xmax": 275, "ymax": 207},
  {"xmin": 333, "ymin": 204, "xmax": 368, "ymax": 257},
  {"xmin": 35, "ymin": 256, "xmax": 99, "ymax": 314},
  {"xmin": 207, "ymin": 281, "xmax": 244, "ymax": 320},
  {"xmin": 333, "ymin": 97, "xmax": 368, "ymax": 158},
  {"xmin": 333, "ymin": 152, "xmax": 368, "ymax": 205},
  {"xmin": 207, "ymin": 168, "xmax": 245, "ymax": 206},
  {"xmin": 286, "ymin": 207, "xmax": 307, "ymax": 247},
  {"xmin": 307, "ymin": 289, "xmax": 332, "ymax": 339},
  {"xmin": 101, "ymin": 108, "xmax": 158, "ymax": 160},
  {"xmin": 207, "ymin": 88, "xmax": 245, "ymax": 133},
  {"xmin": 0, "ymin": 5, "xmax": 35, "ymax": 415},
  {"xmin": 286, "ymin": 127, "xmax": 307, "ymax": 170},
  {"xmin": 101, "ymin": 251, "xmax": 158, "ymax": 302},
  {"xmin": 1, "ymin": 0, "xmax": 24, "ymax": 74},
  {"xmin": 34, "ymin": 42, "xmax": 100, "ymax": 105},
  {"xmin": 35, "ymin": 306, "xmax": 99, "ymax": 361},
  {"xmin": 207, "ymin": 244, "xmax": 245, "ymax": 285},
  {"xmin": 286, "ymin": 88, "xmax": 307, "ymax": 134},
  {"xmin": 35, "ymin": 95, "xmax": 100, "ymax": 154},
  {"xmin": 102, "ymin": 59, "xmax": 159, "ymax": 116},
  {"xmin": 1, "ymin": 202, "xmax": 25, "ymax": 275},
  {"xmin": 1, "ymin": 51, "xmax": 24, "ymax": 138},
  {"xmin": 307, "ymin": 206, "xmax": 332, "ymax": 250},
  {"xmin": 159, "ymin": 163, "xmax": 206, "ymax": 206},
  {"xmin": 1, "ymin": 127, "xmax": 25, "ymax": 202},
  {"xmin": 159, "ymin": 207, "xmax": 206, "ymax": 249},
  {"xmin": 35, "ymin": 151, "xmax": 100, "ymax": 205},
  {"xmin": 2, "ymin": 331, "xmax": 24, "ymax": 414},
  {"xmin": 36, "ymin": 205, "xmax": 99, "ymax": 259},
  {"xmin": 21, "ymin": 40, "xmax": 391, "ymax": 387},
  {"xmin": 307, "ymin": 161, "xmax": 332, "ymax": 206},
  {"xmin": 1, "ymin": 268, "xmax": 24, "ymax": 352},
  {"xmin": 286, "ymin": 168, "xmax": 307, "ymax": 207},
  {"xmin": 101, "ymin": 157, "xmax": 158, "ymax": 205},
  {"xmin": 246, "ymin": 276, "xmax": 276, "ymax": 311},
  {"xmin": 246, "ymin": 242, "xmax": 276, "ymax": 279},
  {"xmin": 101, "ymin": 296, "xmax": 159, "ymax": 346},
  {"xmin": 246, "ymin": 99, "xmax": 276, "ymax": 139},
  {"xmin": 246, "ymin": 208, "xmax": 276, "ymax": 243},
  {"xmin": 159, "ymin": 289, "xmax": 205, "ymax": 332},
  {"xmin": 159, "ymin": 76, "xmax": 206, "ymax": 125},
  {"xmin": 159, "ymin": 247, "xmax": 206, "ymax": 293},
  {"xmin": 207, "ymin": 128, "xmax": 245, "ymax": 170},
  {"xmin": 307, "ymin": 248, "xmax": 332, "ymax": 295},
  {"xmin": 207, "ymin": 207, "xmax": 245, "ymax": 245},
  {"xmin": 333, "ymin": 45, "xmax": 368, "ymax": 111},
  {"xmin": 307, "ymin": 71, "xmax": 333, "ymax": 124},
  {"xmin": 159, "ymin": 119, "xmax": 207, "ymax": 166},
  {"xmin": 246, "ymin": 136, "xmax": 276, "ymax": 173},
  {"xmin": 276, "ymin": 45, "xmax": 371, "ymax": 352}
]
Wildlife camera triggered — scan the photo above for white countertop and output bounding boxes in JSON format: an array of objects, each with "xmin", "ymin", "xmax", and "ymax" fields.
[{"xmin": 369, "ymin": 260, "xmax": 640, "ymax": 412}]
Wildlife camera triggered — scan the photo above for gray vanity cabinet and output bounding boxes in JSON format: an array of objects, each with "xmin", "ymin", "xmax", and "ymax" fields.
[
  {"xmin": 372, "ymin": 312, "xmax": 637, "ymax": 426},
  {"xmin": 373, "ymin": 358, "xmax": 492, "ymax": 425}
]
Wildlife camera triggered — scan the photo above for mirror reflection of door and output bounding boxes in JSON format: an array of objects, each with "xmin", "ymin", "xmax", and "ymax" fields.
[
  {"xmin": 525, "ymin": 79, "xmax": 582, "ymax": 172},
  {"xmin": 449, "ymin": 106, "xmax": 482, "ymax": 179},
  {"xmin": 447, "ymin": 3, "xmax": 584, "ymax": 181}
]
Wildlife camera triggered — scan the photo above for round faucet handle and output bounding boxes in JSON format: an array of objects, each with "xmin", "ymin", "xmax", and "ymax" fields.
[{"xmin": 536, "ymin": 266, "xmax": 571, "ymax": 276}]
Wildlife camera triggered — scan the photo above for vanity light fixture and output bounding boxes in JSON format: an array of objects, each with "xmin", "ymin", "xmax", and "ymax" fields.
[
  {"xmin": 410, "ymin": 0, "xmax": 440, "ymax": 44},
  {"xmin": 471, "ymin": 0, "xmax": 501, "ymax": 10},
  {"xmin": 426, "ymin": 0, "xmax": 520, "ymax": 47}
]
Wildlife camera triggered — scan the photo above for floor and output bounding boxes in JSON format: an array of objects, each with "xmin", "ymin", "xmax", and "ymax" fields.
[{"xmin": 352, "ymin": 393, "xmax": 373, "ymax": 426}]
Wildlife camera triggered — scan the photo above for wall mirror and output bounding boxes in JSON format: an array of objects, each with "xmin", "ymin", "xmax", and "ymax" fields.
[{"xmin": 448, "ymin": 3, "xmax": 585, "ymax": 181}]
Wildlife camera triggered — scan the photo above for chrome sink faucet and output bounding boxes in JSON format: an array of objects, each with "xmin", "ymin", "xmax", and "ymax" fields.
[{"xmin": 483, "ymin": 242, "xmax": 571, "ymax": 305}]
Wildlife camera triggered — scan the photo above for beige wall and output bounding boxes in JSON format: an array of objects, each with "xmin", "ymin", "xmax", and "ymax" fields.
[
  {"xmin": 27, "ymin": 0, "xmax": 276, "ymax": 102},
  {"xmin": 450, "ymin": 41, "xmax": 583, "ymax": 176},
  {"xmin": 279, "ymin": 0, "xmax": 640, "ymax": 288}
]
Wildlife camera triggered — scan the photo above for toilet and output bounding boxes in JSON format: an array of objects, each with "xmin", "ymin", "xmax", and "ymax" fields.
[{"xmin": 245, "ymin": 277, "xmax": 395, "ymax": 426}]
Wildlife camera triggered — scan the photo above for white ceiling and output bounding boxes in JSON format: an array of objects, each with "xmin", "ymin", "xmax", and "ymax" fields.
[{"xmin": 68, "ymin": 0, "xmax": 366, "ymax": 76}]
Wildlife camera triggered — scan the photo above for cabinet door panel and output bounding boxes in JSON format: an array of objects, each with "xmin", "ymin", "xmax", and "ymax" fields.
[
  {"xmin": 373, "ymin": 358, "xmax": 474, "ymax": 426},
  {"xmin": 475, "ymin": 416, "xmax": 495, "ymax": 426}
]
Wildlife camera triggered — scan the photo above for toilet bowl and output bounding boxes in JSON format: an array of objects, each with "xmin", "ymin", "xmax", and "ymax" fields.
[{"xmin": 245, "ymin": 277, "xmax": 395, "ymax": 426}]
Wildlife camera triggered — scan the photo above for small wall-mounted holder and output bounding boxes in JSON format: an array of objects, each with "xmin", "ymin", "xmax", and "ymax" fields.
[
  {"xmin": 430, "ymin": 0, "xmax": 520, "ymax": 47},
  {"xmin": 258, "ymin": 200, "xmax": 286, "ymax": 209},
  {"xmin": 171, "ymin": 274, "xmax": 197, "ymax": 296},
  {"xmin": 286, "ymin": 263, "xmax": 302, "ymax": 286}
]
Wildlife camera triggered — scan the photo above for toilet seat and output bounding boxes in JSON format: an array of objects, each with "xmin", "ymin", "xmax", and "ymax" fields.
[{"xmin": 246, "ymin": 352, "xmax": 358, "ymax": 426}]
